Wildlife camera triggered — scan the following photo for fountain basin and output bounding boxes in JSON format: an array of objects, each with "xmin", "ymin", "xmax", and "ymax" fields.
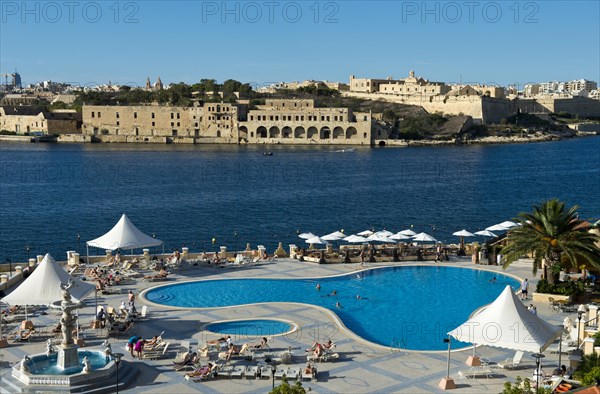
[{"xmin": 12, "ymin": 350, "xmax": 115, "ymax": 386}]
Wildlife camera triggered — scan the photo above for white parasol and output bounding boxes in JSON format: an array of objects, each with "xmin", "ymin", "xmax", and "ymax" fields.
[
  {"xmin": 357, "ymin": 230, "xmax": 374, "ymax": 237},
  {"xmin": 298, "ymin": 232, "xmax": 317, "ymax": 239},
  {"xmin": 343, "ymin": 235, "xmax": 368, "ymax": 243},
  {"xmin": 475, "ymin": 230, "xmax": 497, "ymax": 237},
  {"xmin": 399, "ymin": 229, "xmax": 418, "ymax": 237},
  {"xmin": 412, "ymin": 232, "xmax": 437, "ymax": 242}
]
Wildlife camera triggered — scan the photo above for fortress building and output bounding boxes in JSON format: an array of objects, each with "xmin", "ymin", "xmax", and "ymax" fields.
[{"xmin": 81, "ymin": 99, "xmax": 375, "ymax": 145}]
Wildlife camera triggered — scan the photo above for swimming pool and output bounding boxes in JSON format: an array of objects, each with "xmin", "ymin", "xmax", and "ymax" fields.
[
  {"xmin": 204, "ymin": 319, "xmax": 295, "ymax": 337},
  {"xmin": 144, "ymin": 266, "xmax": 519, "ymax": 351}
]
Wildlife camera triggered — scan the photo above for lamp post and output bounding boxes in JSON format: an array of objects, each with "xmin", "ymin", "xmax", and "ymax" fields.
[
  {"xmin": 531, "ymin": 353, "xmax": 545, "ymax": 391},
  {"xmin": 271, "ymin": 364, "xmax": 276, "ymax": 389},
  {"xmin": 25, "ymin": 245, "xmax": 30, "ymax": 261},
  {"xmin": 578, "ymin": 304, "xmax": 587, "ymax": 349},
  {"xmin": 5, "ymin": 258, "xmax": 11, "ymax": 276},
  {"xmin": 77, "ymin": 233, "xmax": 81, "ymax": 254},
  {"xmin": 113, "ymin": 352, "xmax": 124, "ymax": 394},
  {"xmin": 438, "ymin": 335, "xmax": 456, "ymax": 390}
]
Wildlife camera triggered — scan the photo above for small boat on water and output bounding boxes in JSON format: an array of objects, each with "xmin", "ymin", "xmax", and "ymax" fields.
[
  {"xmin": 332, "ymin": 148, "xmax": 356, "ymax": 153},
  {"xmin": 263, "ymin": 151, "xmax": 273, "ymax": 156},
  {"xmin": 30, "ymin": 135, "xmax": 56, "ymax": 143}
]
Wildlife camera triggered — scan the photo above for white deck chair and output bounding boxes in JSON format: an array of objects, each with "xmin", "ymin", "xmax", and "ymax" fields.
[
  {"xmin": 302, "ymin": 365, "xmax": 318, "ymax": 381},
  {"xmin": 245, "ymin": 365, "xmax": 259, "ymax": 379},
  {"xmin": 142, "ymin": 342, "xmax": 170, "ymax": 360},
  {"xmin": 497, "ymin": 350, "xmax": 524, "ymax": 369},
  {"xmin": 286, "ymin": 367, "xmax": 300, "ymax": 381},
  {"xmin": 139, "ymin": 305, "xmax": 149, "ymax": 319},
  {"xmin": 274, "ymin": 367, "xmax": 287, "ymax": 379},
  {"xmin": 457, "ymin": 365, "xmax": 494, "ymax": 379},
  {"xmin": 230, "ymin": 365, "xmax": 245, "ymax": 379},
  {"xmin": 259, "ymin": 364, "xmax": 271, "ymax": 379}
]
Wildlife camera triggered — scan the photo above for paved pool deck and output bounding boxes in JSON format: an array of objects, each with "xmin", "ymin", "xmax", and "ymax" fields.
[{"xmin": 0, "ymin": 257, "xmax": 576, "ymax": 393}]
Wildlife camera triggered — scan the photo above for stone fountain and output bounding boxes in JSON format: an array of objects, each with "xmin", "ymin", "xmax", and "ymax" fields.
[
  {"xmin": 3, "ymin": 280, "xmax": 133, "ymax": 393},
  {"xmin": 56, "ymin": 280, "xmax": 79, "ymax": 370}
]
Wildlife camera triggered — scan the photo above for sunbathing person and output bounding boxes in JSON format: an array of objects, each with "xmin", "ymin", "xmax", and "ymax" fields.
[
  {"xmin": 304, "ymin": 363, "xmax": 315, "ymax": 376},
  {"xmin": 208, "ymin": 335, "xmax": 230, "ymax": 347},
  {"xmin": 305, "ymin": 341, "xmax": 319, "ymax": 352},
  {"xmin": 323, "ymin": 340, "xmax": 335, "ymax": 350},
  {"xmin": 174, "ymin": 351, "xmax": 198, "ymax": 367},
  {"xmin": 313, "ymin": 343, "xmax": 323, "ymax": 359},
  {"xmin": 145, "ymin": 335, "xmax": 162, "ymax": 349},
  {"xmin": 14, "ymin": 329, "xmax": 34, "ymax": 341},
  {"xmin": 254, "ymin": 337, "xmax": 268, "ymax": 349},
  {"xmin": 186, "ymin": 363, "xmax": 213, "ymax": 378},
  {"xmin": 224, "ymin": 343, "xmax": 237, "ymax": 361},
  {"xmin": 144, "ymin": 268, "xmax": 169, "ymax": 280}
]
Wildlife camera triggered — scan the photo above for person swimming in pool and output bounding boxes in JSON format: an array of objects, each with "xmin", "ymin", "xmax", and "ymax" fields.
[
  {"xmin": 329, "ymin": 290, "xmax": 337, "ymax": 296},
  {"xmin": 336, "ymin": 302, "xmax": 342, "ymax": 309},
  {"xmin": 489, "ymin": 276, "xmax": 497, "ymax": 283},
  {"xmin": 316, "ymin": 283, "xmax": 321, "ymax": 291}
]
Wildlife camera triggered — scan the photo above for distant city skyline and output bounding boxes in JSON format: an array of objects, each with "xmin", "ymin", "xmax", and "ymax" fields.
[{"xmin": 1, "ymin": 1, "xmax": 598, "ymax": 87}]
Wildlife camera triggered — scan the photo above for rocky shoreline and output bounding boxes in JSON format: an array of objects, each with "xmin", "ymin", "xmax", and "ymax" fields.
[
  {"xmin": 0, "ymin": 131, "xmax": 597, "ymax": 147},
  {"xmin": 376, "ymin": 130, "xmax": 598, "ymax": 147}
]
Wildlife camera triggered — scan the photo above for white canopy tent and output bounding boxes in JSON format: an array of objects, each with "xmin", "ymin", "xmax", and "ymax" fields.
[
  {"xmin": 1, "ymin": 252, "xmax": 97, "ymax": 337},
  {"xmin": 448, "ymin": 285, "xmax": 562, "ymax": 353},
  {"xmin": 86, "ymin": 214, "xmax": 163, "ymax": 262},
  {"xmin": 2, "ymin": 254, "xmax": 95, "ymax": 307}
]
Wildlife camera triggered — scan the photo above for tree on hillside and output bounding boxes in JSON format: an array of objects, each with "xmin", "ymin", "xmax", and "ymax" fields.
[{"xmin": 501, "ymin": 199, "xmax": 600, "ymax": 285}]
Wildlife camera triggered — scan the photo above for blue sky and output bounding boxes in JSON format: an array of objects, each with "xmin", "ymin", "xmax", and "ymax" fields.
[{"xmin": 1, "ymin": 0, "xmax": 599, "ymax": 88}]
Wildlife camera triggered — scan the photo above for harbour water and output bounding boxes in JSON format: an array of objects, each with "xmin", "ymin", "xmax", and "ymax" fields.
[{"xmin": 0, "ymin": 137, "xmax": 598, "ymax": 263}]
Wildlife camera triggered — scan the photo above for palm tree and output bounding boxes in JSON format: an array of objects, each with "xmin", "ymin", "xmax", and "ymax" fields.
[{"xmin": 501, "ymin": 199, "xmax": 600, "ymax": 285}]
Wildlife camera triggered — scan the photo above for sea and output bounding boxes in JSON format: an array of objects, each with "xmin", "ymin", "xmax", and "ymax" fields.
[{"xmin": 0, "ymin": 136, "xmax": 598, "ymax": 264}]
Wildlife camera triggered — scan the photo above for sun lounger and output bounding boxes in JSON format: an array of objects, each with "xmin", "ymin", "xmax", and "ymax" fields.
[
  {"xmin": 142, "ymin": 342, "xmax": 170, "ymax": 360},
  {"xmin": 307, "ymin": 352, "xmax": 340, "ymax": 363},
  {"xmin": 286, "ymin": 367, "xmax": 300, "ymax": 381},
  {"xmin": 497, "ymin": 350, "xmax": 524, "ymax": 369},
  {"xmin": 302, "ymin": 365, "xmax": 318, "ymax": 381},
  {"xmin": 458, "ymin": 366, "xmax": 494, "ymax": 379},
  {"xmin": 184, "ymin": 367, "xmax": 213, "ymax": 383},
  {"xmin": 245, "ymin": 365, "xmax": 259, "ymax": 379},
  {"xmin": 217, "ymin": 365, "xmax": 234, "ymax": 378},
  {"xmin": 230, "ymin": 365, "xmax": 245, "ymax": 379},
  {"xmin": 259, "ymin": 364, "xmax": 271, "ymax": 379},
  {"xmin": 274, "ymin": 367, "xmax": 287, "ymax": 379},
  {"xmin": 549, "ymin": 341, "xmax": 578, "ymax": 354}
]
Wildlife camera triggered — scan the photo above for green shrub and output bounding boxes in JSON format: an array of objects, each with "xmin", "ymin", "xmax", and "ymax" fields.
[
  {"xmin": 503, "ymin": 376, "xmax": 551, "ymax": 394},
  {"xmin": 0, "ymin": 130, "xmax": 16, "ymax": 135},
  {"xmin": 580, "ymin": 366, "xmax": 600, "ymax": 386},
  {"xmin": 535, "ymin": 278, "xmax": 584, "ymax": 296},
  {"xmin": 269, "ymin": 376, "xmax": 306, "ymax": 394}
]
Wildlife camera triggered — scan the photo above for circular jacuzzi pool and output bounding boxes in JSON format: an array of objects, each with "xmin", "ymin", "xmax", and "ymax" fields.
[{"xmin": 203, "ymin": 319, "xmax": 296, "ymax": 337}]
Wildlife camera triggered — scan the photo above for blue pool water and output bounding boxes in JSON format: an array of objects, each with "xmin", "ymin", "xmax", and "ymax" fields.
[
  {"xmin": 205, "ymin": 320, "xmax": 293, "ymax": 337},
  {"xmin": 27, "ymin": 351, "xmax": 110, "ymax": 375},
  {"xmin": 145, "ymin": 266, "xmax": 520, "ymax": 350}
]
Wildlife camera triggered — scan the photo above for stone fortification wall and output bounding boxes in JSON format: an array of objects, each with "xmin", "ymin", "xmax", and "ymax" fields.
[
  {"xmin": 342, "ymin": 91, "xmax": 486, "ymax": 121},
  {"xmin": 545, "ymin": 97, "xmax": 600, "ymax": 117},
  {"xmin": 480, "ymin": 97, "xmax": 516, "ymax": 124},
  {"xmin": 343, "ymin": 92, "xmax": 519, "ymax": 124},
  {"xmin": 517, "ymin": 97, "xmax": 600, "ymax": 117}
]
